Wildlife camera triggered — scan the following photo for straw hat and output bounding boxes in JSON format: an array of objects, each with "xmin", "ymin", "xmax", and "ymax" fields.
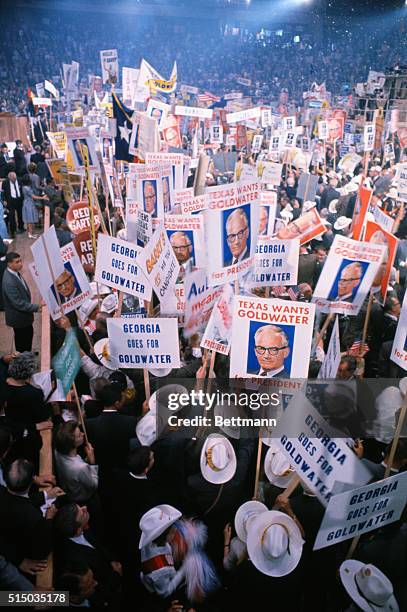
[
  {"xmin": 303, "ymin": 201, "xmax": 317, "ymax": 212},
  {"xmin": 334, "ymin": 216, "xmax": 352, "ymax": 231},
  {"xmin": 280, "ymin": 209, "xmax": 293, "ymax": 222},
  {"xmin": 200, "ymin": 434, "xmax": 237, "ymax": 484},
  {"xmin": 100, "ymin": 293, "xmax": 118, "ymax": 314},
  {"xmin": 235, "ymin": 500, "xmax": 267, "ymax": 543},
  {"xmin": 264, "ymin": 445, "xmax": 295, "ymax": 488},
  {"xmin": 247, "ymin": 510, "xmax": 304, "ymax": 577},
  {"xmin": 339, "ymin": 560, "xmax": 399, "ymax": 612},
  {"xmin": 139, "ymin": 504, "xmax": 182, "ymax": 549},
  {"xmin": 136, "ymin": 410, "xmax": 165, "ymax": 446},
  {"xmin": 93, "ymin": 338, "xmax": 117, "ymax": 370},
  {"xmin": 328, "ymin": 198, "xmax": 339, "ymax": 213}
]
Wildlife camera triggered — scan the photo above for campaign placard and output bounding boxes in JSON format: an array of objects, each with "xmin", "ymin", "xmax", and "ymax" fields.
[
  {"xmin": 338, "ymin": 152, "xmax": 363, "ymax": 175},
  {"xmin": 351, "ymin": 185, "xmax": 373, "ymax": 241},
  {"xmin": 364, "ymin": 220, "xmax": 398, "ymax": 304},
  {"xmin": 373, "ymin": 206, "xmax": 394, "ymax": 233},
  {"xmin": 146, "ymin": 152, "xmax": 184, "ymax": 191},
  {"xmin": 160, "ymin": 283, "xmax": 185, "ymax": 323},
  {"xmin": 204, "ymin": 181, "xmax": 261, "ymax": 286},
  {"xmin": 312, "ymin": 235, "xmax": 386, "ymax": 316},
  {"xmin": 46, "ymin": 131, "xmax": 67, "ymax": 160},
  {"xmin": 127, "ymin": 163, "xmax": 173, "ymax": 218},
  {"xmin": 175, "ymin": 189, "xmax": 207, "ymax": 215},
  {"xmin": 391, "ymin": 289, "xmax": 407, "ymax": 371},
  {"xmin": 66, "ymin": 127, "xmax": 98, "ymax": 174},
  {"xmin": 258, "ymin": 191, "xmax": 277, "ymax": 236},
  {"xmin": 318, "ymin": 120, "xmax": 328, "ymax": 140},
  {"xmin": 31, "ymin": 226, "xmax": 65, "ymax": 297},
  {"xmin": 317, "ymin": 316, "xmax": 341, "ymax": 379},
  {"xmin": 397, "ymin": 162, "xmax": 407, "ymax": 202},
  {"xmin": 273, "ymin": 392, "xmax": 373, "ymax": 506},
  {"xmin": 164, "ymin": 215, "xmax": 206, "ymax": 280},
  {"xmin": 137, "ymin": 221, "xmax": 180, "ymax": 302},
  {"xmin": 100, "ymin": 49, "xmax": 119, "ymax": 84},
  {"xmin": 136, "ymin": 209, "xmax": 153, "ymax": 247},
  {"xmin": 201, "ymin": 283, "xmax": 234, "ymax": 355},
  {"xmin": 107, "ymin": 317, "xmax": 180, "ymax": 369},
  {"xmin": 230, "ymin": 296, "xmax": 315, "ymax": 378},
  {"xmin": 30, "ymin": 241, "xmax": 91, "ymax": 320},
  {"xmin": 122, "ymin": 66, "xmax": 140, "ymax": 108},
  {"xmin": 363, "ymin": 122, "xmax": 375, "ymax": 152},
  {"xmin": 274, "ymin": 208, "xmax": 326, "ymax": 246},
  {"xmin": 94, "ymin": 233, "xmax": 152, "ymax": 300},
  {"xmin": 104, "ymin": 163, "xmax": 124, "ymax": 208},
  {"xmin": 66, "ymin": 201, "xmax": 101, "ymax": 235},
  {"xmin": 314, "ymin": 472, "xmax": 407, "ymax": 549},
  {"xmin": 251, "ymin": 238, "xmax": 299, "ymax": 288},
  {"xmin": 226, "ymin": 107, "xmax": 261, "ymax": 124},
  {"xmin": 175, "ymin": 105, "xmax": 213, "ymax": 119},
  {"xmin": 146, "ymin": 100, "xmax": 170, "ymax": 130},
  {"xmin": 126, "ymin": 198, "xmax": 139, "ymax": 243},
  {"xmin": 183, "ymin": 269, "xmax": 223, "ymax": 338},
  {"xmin": 256, "ymin": 161, "xmax": 282, "ymax": 186},
  {"xmin": 52, "ymin": 328, "xmax": 81, "ymax": 395}
]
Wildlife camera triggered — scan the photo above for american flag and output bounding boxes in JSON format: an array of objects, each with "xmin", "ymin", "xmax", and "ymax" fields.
[
  {"xmin": 272, "ymin": 286, "xmax": 286, "ymax": 298},
  {"xmin": 197, "ymin": 91, "xmax": 221, "ymax": 104},
  {"xmin": 287, "ymin": 286, "xmax": 300, "ymax": 301},
  {"xmin": 348, "ymin": 339, "xmax": 369, "ymax": 357}
]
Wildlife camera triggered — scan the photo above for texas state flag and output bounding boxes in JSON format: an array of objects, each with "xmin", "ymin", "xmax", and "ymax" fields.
[{"xmin": 112, "ymin": 93, "xmax": 137, "ymax": 162}]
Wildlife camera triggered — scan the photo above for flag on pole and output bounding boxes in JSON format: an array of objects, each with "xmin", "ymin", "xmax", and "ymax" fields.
[{"xmin": 112, "ymin": 93, "xmax": 135, "ymax": 163}]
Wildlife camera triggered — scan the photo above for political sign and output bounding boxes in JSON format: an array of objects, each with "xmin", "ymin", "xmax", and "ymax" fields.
[
  {"xmin": 146, "ymin": 152, "xmax": 184, "ymax": 191},
  {"xmin": 66, "ymin": 127, "xmax": 98, "ymax": 174},
  {"xmin": 210, "ymin": 124, "xmax": 223, "ymax": 144},
  {"xmin": 318, "ymin": 120, "xmax": 328, "ymax": 140},
  {"xmin": 373, "ymin": 206, "xmax": 394, "ymax": 234},
  {"xmin": 128, "ymin": 111, "xmax": 161, "ymax": 161},
  {"xmin": 261, "ymin": 109, "xmax": 273, "ymax": 128},
  {"xmin": 351, "ymin": 185, "xmax": 373, "ymax": 241},
  {"xmin": 204, "ymin": 181, "xmax": 261, "ymax": 286},
  {"xmin": 31, "ymin": 241, "xmax": 91, "ymax": 320},
  {"xmin": 94, "ymin": 233, "xmax": 152, "ymax": 301},
  {"xmin": 137, "ymin": 221, "xmax": 180, "ymax": 302},
  {"xmin": 201, "ymin": 283, "xmax": 234, "ymax": 355},
  {"xmin": 146, "ymin": 99, "xmax": 171, "ymax": 130},
  {"xmin": 174, "ymin": 189, "xmax": 207, "ymax": 215},
  {"xmin": 312, "ymin": 235, "xmax": 386, "ymax": 316},
  {"xmin": 314, "ymin": 472, "xmax": 407, "ymax": 550},
  {"xmin": 296, "ymin": 172, "xmax": 319, "ymax": 203},
  {"xmin": 391, "ymin": 289, "xmax": 407, "ymax": 371},
  {"xmin": 283, "ymin": 116, "xmax": 296, "ymax": 132},
  {"xmin": 226, "ymin": 107, "xmax": 261, "ymax": 124},
  {"xmin": 44, "ymin": 79, "xmax": 59, "ymax": 99},
  {"xmin": 164, "ymin": 215, "xmax": 206, "ymax": 281},
  {"xmin": 230, "ymin": 296, "xmax": 315, "ymax": 379},
  {"xmin": 46, "ymin": 131, "xmax": 67, "ymax": 160},
  {"xmin": 175, "ymin": 105, "xmax": 213, "ymax": 119},
  {"xmin": 31, "ymin": 226, "xmax": 65, "ymax": 297},
  {"xmin": 363, "ymin": 122, "xmax": 375, "ymax": 152},
  {"xmin": 396, "ymin": 162, "xmax": 407, "ymax": 202},
  {"xmin": 183, "ymin": 269, "xmax": 223, "ymax": 338},
  {"xmin": 251, "ymin": 134, "xmax": 263, "ymax": 154},
  {"xmin": 383, "ymin": 142, "xmax": 395, "ymax": 162},
  {"xmin": 136, "ymin": 209, "xmax": 153, "ymax": 247},
  {"xmin": 100, "ymin": 49, "xmax": 119, "ymax": 84},
  {"xmin": 257, "ymin": 191, "xmax": 277, "ymax": 236},
  {"xmin": 275, "ymin": 208, "xmax": 326, "ymax": 246},
  {"xmin": 73, "ymin": 232, "xmax": 95, "ymax": 274},
  {"xmin": 125, "ymin": 198, "xmax": 139, "ymax": 243},
  {"xmin": 32, "ymin": 97, "xmax": 52, "ymax": 107},
  {"xmin": 66, "ymin": 201, "xmax": 101, "ymax": 235},
  {"xmin": 338, "ymin": 152, "xmax": 363, "ymax": 175},
  {"xmin": 273, "ymin": 391, "xmax": 373, "ymax": 506},
  {"xmin": 107, "ymin": 318, "xmax": 181, "ymax": 369},
  {"xmin": 160, "ymin": 283, "xmax": 185, "ymax": 323},
  {"xmin": 364, "ymin": 220, "xmax": 398, "ymax": 304},
  {"xmin": 127, "ymin": 163, "xmax": 173, "ymax": 218},
  {"xmin": 122, "ymin": 67, "xmax": 140, "ymax": 108},
  {"xmin": 256, "ymin": 161, "xmax": 282, "ymax": 186},
  {"xmin": 104, "ymin": 163, "xmax": 124, "ymax": 208},
  {"xmin": 327, "ymin": 116, "xmax": 344, "ymax": 142},
  {"xmin": 317, "ymin": 316, "xmax": 341, "ymax": 379},
  {"xmin": 282, "ymin": 131, "xmax": 296, "ymax": 148},
  {"xmin": 52, "ymin": 328, "xmax": 81, "ymax": 396},
  {"xmin": 251, "ymin": 238, "xmax": 299, "ymax": 288},
  {"xmin": 235, "ymin": 163, "xmax": 257, "ymax": 183}
]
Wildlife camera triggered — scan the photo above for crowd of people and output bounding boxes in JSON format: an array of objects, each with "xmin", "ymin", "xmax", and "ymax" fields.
[{"xmin": 0, "ymin": 3, "xmax": 406, "ymax": 612}]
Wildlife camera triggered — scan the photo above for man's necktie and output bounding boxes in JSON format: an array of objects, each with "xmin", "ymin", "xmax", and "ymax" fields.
[{"xmin": 232, "ymin": 258, "xmax": 238, "ymax": 265}]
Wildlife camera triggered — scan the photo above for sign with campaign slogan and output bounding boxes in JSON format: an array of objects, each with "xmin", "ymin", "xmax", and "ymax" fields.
[
  {"xmin": 107, "ymin": 318, "xmax": 180, "ymax": 369},
  {"xmin": 317, "ymin": 316, "xmax": 341, "ymax": 380},
  {"xmin": 312, "ymin": 235, "xmax": 386, "ymax": 316},
  {"xmin": 230, "ymin": 296, "xmax": 315, "ymax": 379},
  {"xmin": 364, "ymin": 220, "xmax": 398, "ymax": 304},
  {"xmin": 137, "ymin": 222, "xmax": 180, "ymax": 302},
  {"xmin": 94, "ymin": 233, "xmax": 151, "ymax": 301},
  {"xmin": 251, "ymin": 238, "xmax": 299, "ymax": 288},
  {"xmin": 391, "ymin": 289, "xmax": 407, "ymax": 371},
  {"xmin": 165, "ymin": 215, "xmax": 206, "ymax": 279},
  {"xmin": 201, "ymin": 283, "xmax": 234, "ymax": 356},
  {"xmin": 183, "ymin": 269, "xmax": 223, "ymax": 338},
  {"xmin": 273, "ymin": 392, "xmax": 372, "ymax": 506},
  {"xmin": 314, "ymin": 472, "xmax": 407, "ymax": 549}
]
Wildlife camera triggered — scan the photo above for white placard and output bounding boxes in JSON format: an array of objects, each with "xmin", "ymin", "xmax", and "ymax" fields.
[
  {"xmin": 31, "ymin": 226, "xmax": 65, "ymax": 296},
  {"xmin": 251, "ymin": 238, "xmax": 299, "ymax": 288},
  {"xmin": 317, "ymin": 316, "xmax": 341, "ymax": 379},
  {"xmin": 256, "ymin": 161, "xmax": 282, "ymax": 186},
  {"xmin": 100, "ymin": 49, "xmax": 119, "ymax": 85},
  {"xmin": 363, "ymin": 122, "xmax": 376, "ymax": 152},
  {"xmin": 391, "ymin": 289, "xmax": 407, "ymax": 370},
  {"xmin": 94, "ymin": 233, "xmax": 151, "ymax": 300},
  {"xmin": 201, "ymin": 283, "xmax": 234, "ymax": 355},
  {"xmin": 184, "ymin": 270, "xmax": 223, "ymax": 338},
  {"xmin": 314, "ymin": 472, "xmax": 407, "ymax": 549},
  {"xmin": 107, "ymin": 317, "xmax": 180, "ymax": 369},
  {"xmin": 230, "ymin": 296, "xmax": 315, "ymax": 379},
  {"xmin": 165, "ymin": 215, "xmax": 206, "ymax": 277},
  {"xmin": 226, "ymin": 107, "xmax": 262, "ymax": 124},
  {"xmin": 146, "ymin": 153, "xmax": 184, "ymax": 192},
  {"xmin": 175, "ymin": 105, "xmax": 213, "ymax": 119},
  {"xmin": 396, "ymin": 162, "xmax": 407, "ymax": 202},
  {"xmin": 127, "ymin": 163, "xmax": 173, "ymax": 218}
]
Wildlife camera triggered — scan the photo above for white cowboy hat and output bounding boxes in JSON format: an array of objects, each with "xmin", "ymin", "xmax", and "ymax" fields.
[
  {"xmin": 386, "ymin": 187, "xmax": 398, "ymax": 200},
  {"xmin": 340, "ymin": 560, "xmax": 399, "ymax": 612},
  {"xmin": 139, "ymin": 504, "xmax": 182, "ymax": 549},
  {"xmin": 214, "ymin": 403, "xmax": 241, "ymax": 439},
  {"xmin": 247, "ymin": 510, "xmax": 304, "ymax": 577},
  {"xmin": 264, "ymin": 445, "xmax": 295, "ymax": 488},
  {"xmin": 93, "ymin": 338, "xmax": 117, "ymax": 370},
  {"xmin": 399, "ymin": 377, "xmax": 407, "ymax": 397},
  {"xmin": 78, "ymin": 298, "xmax": 98, "ymax": 322},
  {"xmin": 280, "ymin": 209, "xmax": 293, "ymax": 222},
  {"xmin": 200, "ymin": 434, "xmax": 237, "ymax": 484},
  {"xmin": 136, "ymin": 410, "xmax": 165, "ymax": 446},
  {"xmin": 89, "ymin": 282, "xmax": 111, "ymax": 297},
  {"xmin": 148, "ymin": 384, "xmax": 188, "ymax": 413},
  {"xmin": 303, "ymin": 201, "xmax": 317, "ymax": 212},
  {"xmin": 334, "ymin": 216, "xmax": 352, "ymax": 231},
  {"xmin": 235, "ymin": 500, "xmax": 267, "ymax": 543},
  {"xmin": 328, "ymin": 199, "xmax": 339, "ymax": 213},
  {"xmin": 100, "ymin": 293, "xmax": 118, "ymax": 314},
  {"xmin": 148, "ymin": 367, "xmax": 172, "ymax": 377}
]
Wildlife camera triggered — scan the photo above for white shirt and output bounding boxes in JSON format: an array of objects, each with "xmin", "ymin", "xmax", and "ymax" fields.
[
  {"xmin": 10, "ymin": 181, "xmax": 20, "ymax": 199},
  {"xmin": 129, "ymin": 472, "xmax": 147, "ymax": 480},
  {"xmin": 69, "ymin": 533, "xmax": 94, "ymax": 549}
]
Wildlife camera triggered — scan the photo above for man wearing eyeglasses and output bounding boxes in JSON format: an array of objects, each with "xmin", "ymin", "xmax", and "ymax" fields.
[
  {"xmin": 54, "ymin": 266, "xmax": 80, "ymax": 304},
  {"xmin": 143, "ymin": 180, "xmax": 157, "ymax": 216},
  {"xmin": 252, "ymin": 324, "xmax": 290, "ymax": 378},
  {"xmin": 329, "ymin": 261, "xmax": 363, "ymax": 303},
  {"xmin": 225, "ymin": 208, "xmax": 250, "ymax": 267},
  {"xmin": 170, "ymin": 231, "xmax": 195, "ymax": 281}
]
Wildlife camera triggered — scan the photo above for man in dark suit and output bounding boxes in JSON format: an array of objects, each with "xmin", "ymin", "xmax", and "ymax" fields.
[
  {"xmin": 0, "ymin": 459, "xmax": 57, "ymax": 567},
  {"xmin": 2, "ymin": 252, "xmax": 41, "ymax": 351},
  {"xmin": 2, "ymin": 171, "xmax": 24, "ymax": 237},
  {"xmin": 0, "ymin": 143, "xmax": 10, "ymax": 179},
  {"xmin": 13, "ymin": 141, "xmax": 27, "ymax": 177},
  {"xmin": 29, "ymin": 145, "xmax": 45, "ymax": 166},
  {"xmin": 85, "ymin": 384, "xmax": 137, "ymax": 473}
]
